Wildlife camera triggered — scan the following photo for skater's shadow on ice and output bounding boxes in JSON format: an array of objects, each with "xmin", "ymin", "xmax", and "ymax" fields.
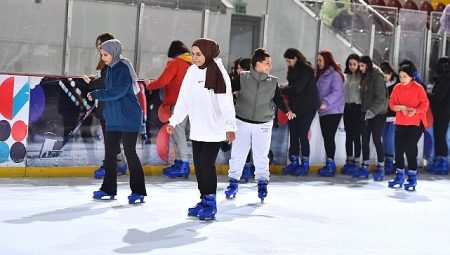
[
  {"xmin": 114, "ymin": 202, "xmax": 262, "ymax": 253},
  {"xmin": 388, "ymin": 190, "xmax": 431, "ymax": 203},
  {"xmin": 114, "ymin": 222, "xmax": 207, "ymax": 254},
  {"xmin": 3, "ymin": 202, "xmax": 107, "ymax": 224}
]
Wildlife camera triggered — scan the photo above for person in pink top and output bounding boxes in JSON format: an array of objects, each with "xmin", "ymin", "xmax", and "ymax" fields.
[{"xmin": 388, "ymin": 64, "xmax": 429, "ymax": 191}]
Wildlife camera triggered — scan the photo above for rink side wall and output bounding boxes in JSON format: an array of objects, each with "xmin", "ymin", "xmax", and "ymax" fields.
[{"xmin": 0, "ymin": 73, "xmax": 439, "ymax": 177}]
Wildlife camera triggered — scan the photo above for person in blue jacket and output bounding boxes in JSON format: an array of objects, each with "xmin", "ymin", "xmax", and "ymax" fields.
[{"xmin": 88, "ymin": 39, "xmax": 146, "ymax": 204}]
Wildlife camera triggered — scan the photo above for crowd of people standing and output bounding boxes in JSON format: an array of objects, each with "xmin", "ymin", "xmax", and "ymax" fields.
[{"xmin": 86, "ymin": 33, "xmax": 450, "ymax": 220}]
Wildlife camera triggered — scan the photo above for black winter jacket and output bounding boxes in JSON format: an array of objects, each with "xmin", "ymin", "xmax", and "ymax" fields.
[{"xmin": 281, "ymin": 64, "xmax": 320, "ymax": 117}]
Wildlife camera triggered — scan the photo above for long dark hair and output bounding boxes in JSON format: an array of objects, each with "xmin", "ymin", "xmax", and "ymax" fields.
[
  {"xmin": 231, "ymin": 57, "xmax": 243, "ymax": 77},
  {"xmin": 167, "ymin": 40, "xmax": 189, "ymax": 58},
  {"xmin": 436, "ymin": 56, "xmax": 450, "ymax": 76},
  {"xmin": 380, "ymin": 61, "xmax": 398, "ymax": 82},
  {"xmin": 316, "ymin": 50, "xmax": 344, "ymax": 81},
  {"xmin": 283, "ymin": 48, "xmax": 312, "ymax": 69},
  {"xmin": 344, "ymin": 54, "xmax": 360, "ymax": 74},
  {"xmin": 359, "ymin": 55, "xmax": 374, "ymax": 90},
  {"xmin": 95, "ymin": 33, "xmax": 115, "ymax": 70}
]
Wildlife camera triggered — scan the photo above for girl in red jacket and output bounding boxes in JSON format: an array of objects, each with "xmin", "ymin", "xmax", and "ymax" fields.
[
  {"xmin": 388, "ymin": 64, "xmax": 429, "ymax": 191},
  {"xmin": 145, "ymin": 41, "xmax": 192, "ymax": 178}
]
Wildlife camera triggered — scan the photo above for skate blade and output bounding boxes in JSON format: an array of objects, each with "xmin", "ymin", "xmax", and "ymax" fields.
[
  {"xmin": 388, "ymin": 184, "xmax": 403, "ymax": 189},
  {"xmin": 93, "ymin": 196, "xmax": 116, "ymax": 201},
  {"xmin": 128, "ymin": 199, "xmax": 145, "ymax": 205},
  {"xmin": 198, "ymin": 216, "xmax": 216, "ymax": 221}
]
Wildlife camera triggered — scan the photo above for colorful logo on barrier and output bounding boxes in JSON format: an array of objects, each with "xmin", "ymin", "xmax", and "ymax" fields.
[
  {"xmin": 0, "ymin": 76, "xmax": 30, "ymax": 164},
  {"xmin": 0, "ymin": 77, "xmax": 29, "ymax": 120}
]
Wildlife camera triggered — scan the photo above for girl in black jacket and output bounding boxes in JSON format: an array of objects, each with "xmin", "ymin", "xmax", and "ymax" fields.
[
  {"xmin": 428, "ymin": 57, "xmax": 450, "ymax": 174},
  {"xmin": 280, "ymin": 48, "xmax": 320, "ymax": 176}
]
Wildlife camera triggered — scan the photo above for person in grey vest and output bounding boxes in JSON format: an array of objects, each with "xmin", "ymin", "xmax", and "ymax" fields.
[{"xmin": 225, "ymin": 48, "xmax": 295, "ymax": 203}]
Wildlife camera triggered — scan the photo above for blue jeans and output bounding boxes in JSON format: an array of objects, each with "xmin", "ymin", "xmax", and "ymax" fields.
[{"xmin": 382, "ymin": 121, "xmax": 395, "ymax": 157}]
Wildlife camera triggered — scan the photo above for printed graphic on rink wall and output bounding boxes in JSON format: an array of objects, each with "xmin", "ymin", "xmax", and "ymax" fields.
[
  {"xmin": 0, "ymin": 75, "xmax": 30, "ymax": 166},
  {"xmin": 25, "ymin": 76, "xmax": 170, "ymax": 167},
  {"xmin": 1, "ymin": 74, "xmax": 449, "ymax": 168}
]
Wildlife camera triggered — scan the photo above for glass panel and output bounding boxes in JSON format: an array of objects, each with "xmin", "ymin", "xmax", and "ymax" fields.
[
  {"xmin": 0, "ymin": 0, "xmax": 65, "ymax": 75},
  {"xmin": 206, "ymin": 11, "xmax": 232, "ymax": 70},
  {"xmin": 371, "ymin": 5, "xmax": 397, "ymax": 64},
  {"xmin": 349, "ymin": 3, "xmax": 373, "ymax": 55},
  {"xmin": 69, "ymin": 0, "xmax": 137, "ymax": 76},
  {"xmin": 318, "ymin": 1, "xmax": 364, "ymax": 66},
  {"xmin": 138, "ymin": 7, "xmax": 203, "ymax": 78},
  {"xmin": 428, "ymin": 11, "xmax": 450, "ymax": 81},
  {"xmin": 398, "ymin": 9, "xmax": 428, "ymax": 78},
  {"xmin": 266, "ymin": 0, "xmax": 319, "ymax": 81}
]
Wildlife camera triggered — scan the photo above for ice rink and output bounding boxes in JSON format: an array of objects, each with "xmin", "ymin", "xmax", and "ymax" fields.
[{"xmin": 1, "ymin": 174, "xmax": 450, "ymax": 255}]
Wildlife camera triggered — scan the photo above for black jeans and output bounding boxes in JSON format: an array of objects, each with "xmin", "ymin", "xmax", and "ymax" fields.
[
  {"xmin": 362, "ymin": 114, "xmax": 386, "ymax": 162},
  {"xmin": 343, "ymin": 103, "xmax": 362, "ymax": 158},
  {"xmin": 395, "ymin": 125, "xmax": 423, "ymax": 170},
  {"xmin": 192, "ymin": 140, "xmax": 222, "ymax": 196},
  {"xmin": 101, "ymin": 131, "xmax": 146, "ymax": 196},
  {"xmin": 288, "ymin": 111, "xmax": 316, "ymax": 157},
  {"xmin": 433, "ymin": 115, "xmax": 450, "ymax": 157},
  {"xmin": 319, "ymin": 114, "xmax": 343, "ymax": 159}
]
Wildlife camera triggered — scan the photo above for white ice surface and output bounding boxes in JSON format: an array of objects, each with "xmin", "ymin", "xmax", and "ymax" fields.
[{"xmin": 1, "ymin": 175, "xmax": 450, "ymax": 255}]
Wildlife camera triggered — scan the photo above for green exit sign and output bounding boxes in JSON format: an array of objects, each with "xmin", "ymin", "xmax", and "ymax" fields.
[{"xmin": 235, "ymin": 2, "xmax": 246, "ymax": 14}]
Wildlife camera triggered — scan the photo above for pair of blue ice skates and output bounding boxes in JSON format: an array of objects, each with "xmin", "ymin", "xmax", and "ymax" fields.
[
  {"xmin": 188, "ymin": 194, "xmax": 217, "ymax": 220},
  {"xmin": 318, "ymin": 159, "xmax": 336, "ymax": 177},
  {"xmin": 224, "ymin": 178, "xmax": 268, "ymax": 203},
  {"xmin": 282, "ymin": 156, "xmax": 309, "ymax": 176},
  {"xmin": 162, "ymin": 159, "xmax": 190, "ymax": 178},
  {"xmin": 425, "ymin": 157, "xmax": 449, "ymax": 175},
  {"xmin": 94, "ymin": 163, "xmax": 127, "ymax": 179},
  {"xmin": 388, "ymin": 169, "xmax": 417, "ymax": 191},
  {"xmin": 340, "ymin": 159, "xmax": 359, "ymax": 175},
  {"xmin": 92, "ymin": 190, "xmax": 145, "ymax": 204},
  {"xmin": 351, "ymin": 163, "xmax": 385, "ymax": 181}
]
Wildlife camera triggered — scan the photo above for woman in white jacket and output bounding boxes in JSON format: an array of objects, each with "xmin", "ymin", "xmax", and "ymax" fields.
[{"xmin": 167, "ymin": 38, "xmax": 236, "ymax": 221}]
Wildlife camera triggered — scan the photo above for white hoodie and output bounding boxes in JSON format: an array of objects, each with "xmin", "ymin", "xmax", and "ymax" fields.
[{"xmin": 169, "ymin": 58, "xmax": 237, "ymax": 142}]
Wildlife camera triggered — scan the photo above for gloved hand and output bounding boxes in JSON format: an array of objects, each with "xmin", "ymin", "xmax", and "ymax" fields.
[{"xmin": 365, "ymin": 110, "xmax": 375, "ymax": 120}]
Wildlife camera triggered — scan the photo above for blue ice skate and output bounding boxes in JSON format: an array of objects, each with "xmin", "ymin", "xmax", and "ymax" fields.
[
  {"xmin": 198, "ymin": 194, "xmax": 217, "ymax": 221},
  {"xmin": 257, "ymin": 179, "xmax": 269, "ymax": 203},
  {"xmin": 388, "ymin": 169, "xmax": 405, "ymax": 188},
  {"xmin": 282, "ymin": 156, "xmax": 299, "ymax": 175},
  {"xmin": 352, "ymin": 164, "xmax": 370, "ymax": 179},
  {"xmin": 425, "ymin": 158, "xmax": 438, "ymax": 173},
  {"xmin": 294, "ymin": 157, "xmax": 309, "ymax": 176},
  {"xmin": 94, "ymin": 162, "xmax": 127, "ymax": 179},
  {"xmin": 93, "ymin": 190, "xmax": 115, "ymax": 200},
  {"xmin": 166, "ymin": 161, "xmax": 190, "ymax": 179},
  {"xmin": 240, "ymin": 163, "xmax": 253, "ymax": 183},
  {"xmin": 188, "ymin": 198, "xmax": 205, "ymax": 217},
  {"xmin": 224, "ymin": 178, "xmax": 239, "ymax": 199},
  {"xmin": 433, "ymin": 157, "xmax": 449, "ymax": 175},
  {"xmin": 373, "ymin": 164, "xmax": 385, "ymax": 182},
  {"xmin": 404, "ymin": 170, "xmax": 417, "ymax": 191},
  {"xmin": 117, "ymin": 162, "xmax": 127, "ymax": 176},
  {"xmin": 128, "ymin": 193, "xmax": 145, "ymax": 204},
  {"xmin": 94, "ymin": 166, "xmax": 105, "ymax": 179},
  {"xmin": 163, "ymin": 159, "xmax": 181, "ymax": 176},
  {"xmin": 341, "ymin": 159, "xmax": 357, "ymax": 175},
  {"xmin": 384, "ymin": 158, "xmax": 394, "ymax": 175},
  {"xmin": 318, "ymin": 159, "xmax": 336, "ymax": 177}
]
